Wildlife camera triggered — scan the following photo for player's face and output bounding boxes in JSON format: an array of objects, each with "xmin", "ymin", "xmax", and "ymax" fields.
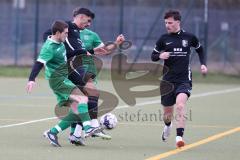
[
  {"xmin": 165, "ymin": 17, "xmax": 180, "ymax": 33},
  {"xmin": 59, "ymin": 28, "xmax": 68, "ymax": 42},
  {"xmin": 76, "ymin": 14, "xmax": 92, "ymax": 29},
  {"xmin": 83, "ymin": 16, "xmax": 92, "ymax": 28}
]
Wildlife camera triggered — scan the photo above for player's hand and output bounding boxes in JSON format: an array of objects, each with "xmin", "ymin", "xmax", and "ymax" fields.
[
  {"xmin": 26, "ymin": 81, "xmax": 35, "ymax": 93},
  {"xmin": 115, "ymin": 34, "xmax": 125, "ymax": 45},
  {"xmin": 159, "ymin": 52, "xmax": 171, "ymax": 59},
  {"xmin": 201, "ymin": 65, "xmax": 208, "ymax": 75},
  {"xmin": 94, "ymin": 47, "xmax": 111, "ymax": 55}
]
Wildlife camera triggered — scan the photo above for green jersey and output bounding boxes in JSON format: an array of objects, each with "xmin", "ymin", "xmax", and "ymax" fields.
[
  {"xmin": 80, "ymin": 29, "xmax": 103, "ymax": 50},
  {"xmin": 37, "ymin": 37, "xmax": 76, "ymax": 106},
  {"xmin": 37, "ymin": 37, "xmax": 67, "ymax": 79},
  {"xmin": 80, "ymin": 29, "xmax": 104, "ymax": 76}
]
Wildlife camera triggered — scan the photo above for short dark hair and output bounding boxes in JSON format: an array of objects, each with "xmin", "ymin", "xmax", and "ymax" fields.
[
  {"xmin": 51, "ymin": 20, "xmax": 68, "ymax": 35},
  {"xmin": 72, "ymin": 7, "xmax": 95, "ymax": 19},
  {"xmin": 164, "ymin": 10, "xmax": 181, "ymax": 21}
]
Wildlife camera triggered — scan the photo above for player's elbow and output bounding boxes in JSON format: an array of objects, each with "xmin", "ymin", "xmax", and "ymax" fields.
[{"xmin": 195, "ymin": 46, "xmax": 203, "ymax": 54}]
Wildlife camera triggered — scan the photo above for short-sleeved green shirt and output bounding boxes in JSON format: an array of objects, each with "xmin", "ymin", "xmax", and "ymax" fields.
[
  {"xmin": 37, "ymin": 37, "xmax": 76, "ymax": 106},
  {"xmin": 80, "ymin": 29, "xmax": 104, "ymax": 76},
  {"xmin": 37, "ymin": 37, "xmax": 67, "ymax": 79}
]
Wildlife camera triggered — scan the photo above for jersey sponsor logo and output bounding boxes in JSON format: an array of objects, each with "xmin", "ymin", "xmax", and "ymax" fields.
[
  {"xmin": 182, "ymin": 40, "xmax": 188, "ymax": 47},
  {"xmin": 172, "ymin": 48, "xmax": 187, "ymax": 56},
  {"xmin": 174, "ymin": 48, "xmax": 183, "ymax": 52},
  {"xmin": 166, "ymin": 42, "xmax": 173, "ymax": 45}
]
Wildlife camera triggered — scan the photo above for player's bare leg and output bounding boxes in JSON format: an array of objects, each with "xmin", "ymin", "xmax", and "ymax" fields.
[
  {"xmin": 175, "ymin": 93, "xmax": 188, "ymax": 148},
  {"xmin": 162, "ymin": 106, "xmax": 173, "ymax": 142}
]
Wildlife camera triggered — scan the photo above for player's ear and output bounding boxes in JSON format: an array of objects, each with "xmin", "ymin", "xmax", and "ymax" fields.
[
  {"xmin": 55, "ymin": 31, "xmax": 60, "ymax": 35},
  {"xmin": 55, "ymin": 31, "xmax": 61, "ymax": 37}
]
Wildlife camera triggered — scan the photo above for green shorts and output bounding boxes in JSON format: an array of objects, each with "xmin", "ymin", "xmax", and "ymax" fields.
[
  {"xmin": 49, "ymin": 77, "xmax": 76, "ymax": 107},
  {"xmin": 81, "ymin": 55, "xmax": 97, "ymax": 76}
]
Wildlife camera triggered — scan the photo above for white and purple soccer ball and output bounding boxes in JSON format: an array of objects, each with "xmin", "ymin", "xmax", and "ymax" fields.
[{"xmin": 100, "ymin": 113, "xmax": 118, "ymax": 129}]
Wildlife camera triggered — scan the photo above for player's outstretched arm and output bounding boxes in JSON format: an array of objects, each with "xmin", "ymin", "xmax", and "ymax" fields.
[
  {"xmin": 94, "ymin": 34, "xmax": 125, "ymax": 56},
  {"xmin": 26, "ymin": 61, "xmax": 44, "ymax": 93},
  {"xmin": 93, "ymin": 47, "xmax": 110, "ymax": 55}
]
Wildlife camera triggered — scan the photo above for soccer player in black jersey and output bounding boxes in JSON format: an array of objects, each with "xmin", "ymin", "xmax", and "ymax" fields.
[{"xmin": 151, "ymin": 10, "xmax": 208, "ymax": 148}]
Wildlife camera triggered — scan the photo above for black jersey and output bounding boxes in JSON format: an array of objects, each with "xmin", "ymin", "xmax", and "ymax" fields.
[
  {"xmin": 151, "ymin": 30, "xmax": 205, "ymax": 83},
  {"xmin": 64, "ymin": 21, "xmax": 90, "ymax": 59}
]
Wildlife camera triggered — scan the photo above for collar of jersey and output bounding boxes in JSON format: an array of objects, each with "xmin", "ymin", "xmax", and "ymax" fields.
[
  {"xmin": 47, "ymin": 36, "xmax": 61, "ymax": 44},
  {"xmin": 170, "ymin": 29, "xmax": 183, "ymax": 35}
]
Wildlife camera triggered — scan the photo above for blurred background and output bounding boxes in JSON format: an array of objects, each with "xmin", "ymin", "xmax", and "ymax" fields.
[{"xmin": 0, "ymin": 0, "xmax": 240, "ymax": 75}]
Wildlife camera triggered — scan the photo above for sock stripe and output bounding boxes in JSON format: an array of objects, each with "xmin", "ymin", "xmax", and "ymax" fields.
[{"xmin": 55, "ymin": 125, "xmax": 62, "ymax": 132}]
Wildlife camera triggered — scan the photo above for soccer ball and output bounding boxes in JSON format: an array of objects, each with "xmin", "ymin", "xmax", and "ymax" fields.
[{"xmin": 100, "ymin": 113, "xmax": 118, "ymax": 129}]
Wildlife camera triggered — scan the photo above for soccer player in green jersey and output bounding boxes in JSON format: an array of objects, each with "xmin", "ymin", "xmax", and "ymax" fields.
[{"xmin": 26, "ymin": 21, "xmax": 102, "ymax": 147}]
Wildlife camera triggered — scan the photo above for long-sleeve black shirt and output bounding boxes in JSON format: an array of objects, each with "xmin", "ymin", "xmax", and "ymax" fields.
[{"xmin": 151, "ymin": 30, "xmax": 206, "ymax": 83}]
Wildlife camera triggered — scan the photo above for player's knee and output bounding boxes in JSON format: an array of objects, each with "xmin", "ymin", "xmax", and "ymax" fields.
[
  {"xmin": 88, "ymin": 89, "xmax": 99, "ymax": 97},
  {"xmin": 94, "ymin": 90, "xmax": 100, "ymax": 97},
  {"xmin": 176, "ymin": 102, "xmax": 185, "ymax": 111},
  {"xmin": 89, "ymin": 89, "xmax": 99, "ymax": 97}
]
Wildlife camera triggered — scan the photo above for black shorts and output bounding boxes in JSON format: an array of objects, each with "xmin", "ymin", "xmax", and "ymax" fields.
[
  {"xmin": 161, "ymin": 82, "xmax": 192, "ymax": 106},
  {"xmin": 68, "ymin": 66, "xmax": 96, "ymax": 89}
]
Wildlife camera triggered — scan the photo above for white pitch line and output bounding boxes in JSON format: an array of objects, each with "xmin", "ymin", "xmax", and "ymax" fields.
[
  {"xmin": 0, "ymin": 117, "xmax": 57, "ymax": 129},
  {"xmin": 0, "ymin": 95, "xmax": 54, "ymax": 100},
  {"xmin": 0, "ymin": 87, "xmax": 240, "ymax": 129},
  {"xmin": 117, "ymin": 87, "xmax": 240, "ymax": 109}
]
